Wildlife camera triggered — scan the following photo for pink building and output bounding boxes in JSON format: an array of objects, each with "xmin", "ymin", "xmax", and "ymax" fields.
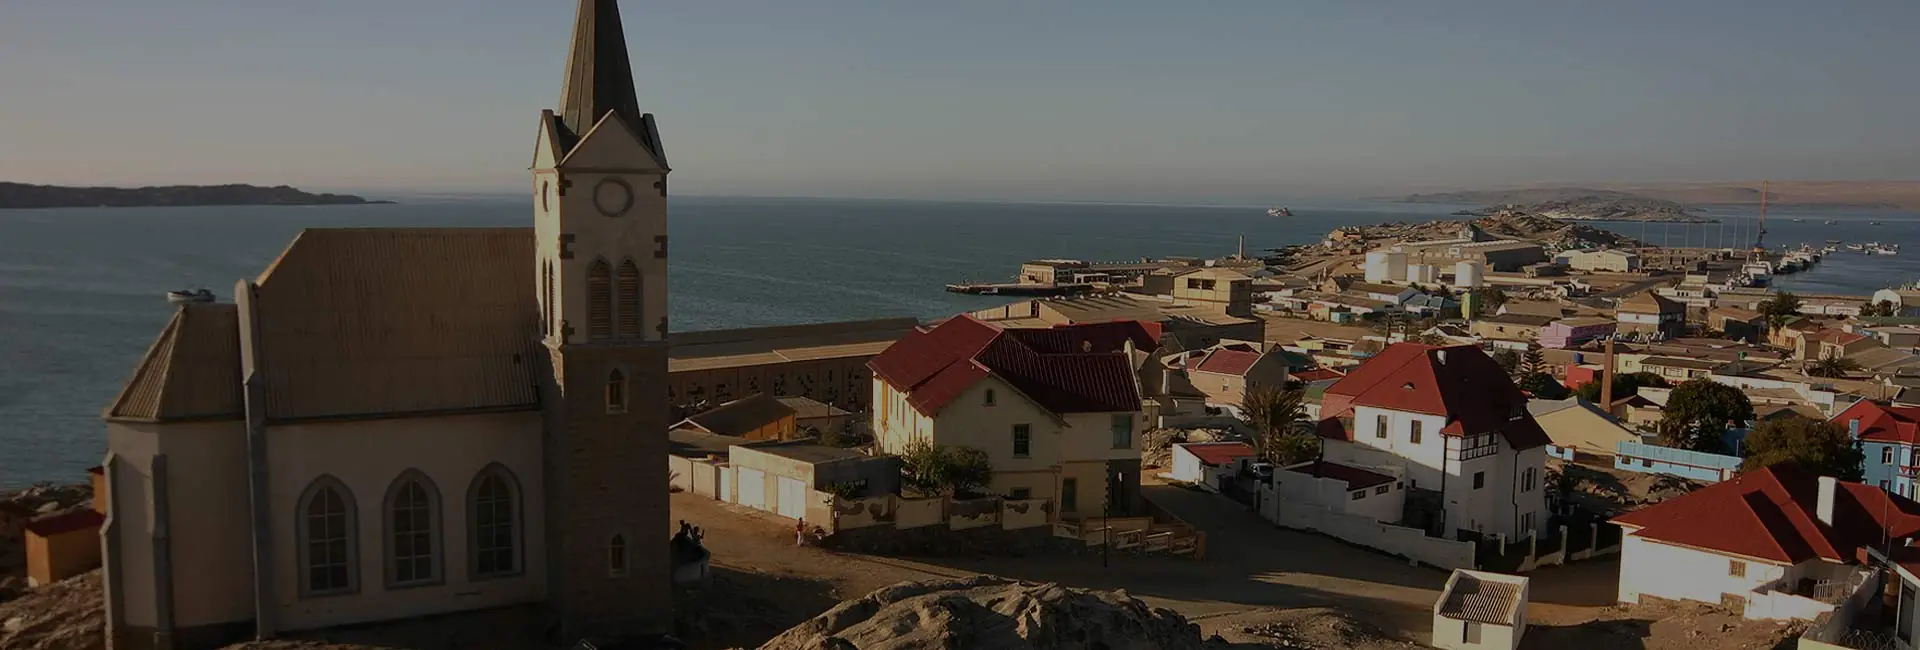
[{"xmin": 1539, "ymin": 317, "xmax": 1616, "ymax": 349}]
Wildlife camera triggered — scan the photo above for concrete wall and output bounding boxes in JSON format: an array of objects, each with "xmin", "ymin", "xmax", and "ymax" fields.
[
  {"xmin": 1432, "ymin": 616, "xmax": 1519, "ymax": 650},
  {"xmin": 267, "ymin": 411, "xmax": 547, "ymax": 632},
  {"xmin": 105, "ymin": 419, "xmax": 254, "ymax": 635},
  {"xmin": 670, "ymin": 356, "xmax": 876, "ymax": 417},
  {"xmin": 1272, "ymin": 463, "xmax": 1405, "ymax": 522},
  {"xmin": 896, "ymin": 498, "xmax": 944, "ymax": 529},
  {"xmin": 1258, "ymin": 481, "xmax": 1474, "ymax": 569}
]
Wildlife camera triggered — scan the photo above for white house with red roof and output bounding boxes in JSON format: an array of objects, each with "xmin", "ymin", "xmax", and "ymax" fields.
[
  {"xmin": 1166, "ymin": 441, "xmax": 1258, "ymax": 491},
  {"xmin": 1835, "ymin": 400, "xmax": 1920, "ymax": 500},
  {"xmin": 1612, "ymin": 464, "xmax": 1920, "ymax": 620},
  {"xmin": 867, "ymin": 315, "xmax": 1156, "ymax": 518},
  {"xmin": 1314, "ymin": 343, "xmax": 1551, "ymax": 540}
]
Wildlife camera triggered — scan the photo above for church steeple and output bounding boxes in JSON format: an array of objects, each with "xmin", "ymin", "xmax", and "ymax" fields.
[{"xmin": 557, "ymin": 0, "xmax": 662, "ymax": 160}]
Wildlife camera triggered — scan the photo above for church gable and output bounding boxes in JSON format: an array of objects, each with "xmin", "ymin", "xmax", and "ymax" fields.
[
  {"xmin": 532, "ymin": 111, "xmax": 565, "ymax": 171},
  {"xmin": 558, "ymin": 110, "xmax": 668, "ymax": 172}
]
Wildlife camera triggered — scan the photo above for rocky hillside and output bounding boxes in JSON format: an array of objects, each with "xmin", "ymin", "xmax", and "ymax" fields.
[
  {"xmin": 757, "ymin": 576, "xmax": 1211, "ymax": 650},
  {"xmin": 1454, "ymin": 196, "xmax": 1711, "ymax": 223},
  {"xmin": 0, "ymin": 183, "xmax": 390, "ymax": 209}
]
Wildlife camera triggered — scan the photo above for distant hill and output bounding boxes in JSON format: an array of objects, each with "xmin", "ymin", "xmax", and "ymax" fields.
[
  {"xmin": 1400, "ymin": 181, "xmax": 1920, "ymax": 209},
  {"xmin": 0, "ymin": 182, "xmax": 392, "ymax": 209},
  {"xmin": 1453, "ymin": 195, "xmax": 1712, "ymax": 223}
]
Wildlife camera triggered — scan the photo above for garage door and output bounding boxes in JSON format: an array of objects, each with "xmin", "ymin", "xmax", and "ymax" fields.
[
  {"xmin": 777, "ymin": 476, "xmax": 807, "ymax": 519},
  {"xmin": 738, "ymin": 467, "xmax": 766, "ymax": 510}
]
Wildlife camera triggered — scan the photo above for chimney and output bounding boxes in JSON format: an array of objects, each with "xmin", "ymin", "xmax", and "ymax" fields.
[
  {"xmin": 1816, "ymin": 476, "xmax": 1838, "ymax": 526},
  {"xmin": 1600, "ymin": 338, "xmax": 1616, "ymax": 414}
]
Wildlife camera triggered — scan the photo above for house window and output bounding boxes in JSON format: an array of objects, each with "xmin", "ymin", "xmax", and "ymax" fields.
[
  {"xmin": 1061, "ymin": 478, "xmax": 1078, "ymax": 513},
  {"xmin": 1473, "ymin": 472, "xmax": 1485, "ymax": 489},
  {"xmin": 1641, "ymin": 458, "xmax": 1653, "ymax": 468},
  {"xmin": 606, "ymin": 369, "xmax": 627, "ymax": 413},
  {"xmin": 1886, "ymin": 447, "xmax": 1896, "ymax": 465},
  {"xmin": 608, "ymin": 535, "xmax": 627, "ymax": 577},
  {"xmin": 984, "ymin": 389, "xmax": 996, "ymax": 407},
  {"xmin": 1111, "ymin": 414, "xmax": 1134, "ymax": 449},
  {"xmin": 1728, "ymin": 559, "xmax": 1746, "ymax": 578},
  {"xmin": 1410, "ymin": 420, "xmax": 1423, "ymax": 444},
  {"xmin": 298, "ymin": 477, "xmax": 358, "ymax": 597},
  {"xmin": 1352, "ymin": 490, "xmax": 1366, "ymax": 500},
  {"xmin": 1375, "ymin": 414, "xmax": 1388, "ymax": 439},
  {"xmin": 1374, "ymin": 485, "xmax": 1390, "ymax": 495},
  {"xmin": 1009, "ymin": 488, "xmax": 1032, "ymax": 500},
  {"xmin": 1520, "ymin": 512, "xmax": 1535, "ymax": 533},
  {"xmin": 1521, "ymin": 468, "xmax": 1536, "ymax": 492},
  {"xmin": 469, "ymin": 465, "xmax": 521, "ymax": 579},
  {"xmin": 384, "ymin": 472, "xmax": 442, "ymax": 587},
  {"xmin": 1012, "ymin": 424, "xmax": 1032, "ymax": 458}
]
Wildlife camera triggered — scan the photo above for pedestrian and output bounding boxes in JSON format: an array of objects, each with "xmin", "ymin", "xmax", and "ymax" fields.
[{"xmin": 795, "ymin": 518, "xmax": 807, "ymax": 547}]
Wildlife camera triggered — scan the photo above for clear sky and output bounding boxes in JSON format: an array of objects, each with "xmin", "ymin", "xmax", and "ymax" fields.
[{"xmin": 3, "ymin": 0, "xmax": 1917, "ymax": 203}]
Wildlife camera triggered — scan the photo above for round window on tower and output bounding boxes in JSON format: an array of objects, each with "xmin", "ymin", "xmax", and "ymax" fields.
[{"xmin": 593, "ymin": 178, "xmax": 634, "ymax": 218}]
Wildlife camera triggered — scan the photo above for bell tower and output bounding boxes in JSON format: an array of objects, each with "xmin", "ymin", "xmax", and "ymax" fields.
[{"xmin": 532, "ymin": 0, "xmax": 671, "ymax": 640}]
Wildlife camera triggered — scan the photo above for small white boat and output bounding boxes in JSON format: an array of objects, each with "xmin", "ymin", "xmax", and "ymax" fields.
[
  {"xmin": 1268, "ymin": 207, "xmax": 1293, "ymax": 217},
  {"xmin": 166, "ymin": 289, "xmax": 214, "ymax": 304}
]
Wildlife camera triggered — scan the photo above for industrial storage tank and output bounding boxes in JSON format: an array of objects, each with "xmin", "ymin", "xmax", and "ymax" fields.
[{"xmin": 1454, "ymin": 261, "xmax": 1485, "ymax": 288}]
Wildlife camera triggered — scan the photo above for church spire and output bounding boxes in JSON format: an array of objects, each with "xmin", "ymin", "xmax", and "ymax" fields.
[{"xmin": 557, "ymin": 0, "xmax": 659, "ymax": 157}]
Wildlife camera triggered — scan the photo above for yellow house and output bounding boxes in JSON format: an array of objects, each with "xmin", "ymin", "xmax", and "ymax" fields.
[
  {"xmin": 868, "ymin": 316, "xmax": 1154, "ymax": 518},
  {"xmin": 1525, "ymin": 398, "xmax": 1640, "ymax": 459},
  {"xmin": 25, "ymin": 508, "xmax": 105, "ymax": 587},
  {"xmin": 1178, "ymin": 341, "xmax": 1293, "ymax": 407}
]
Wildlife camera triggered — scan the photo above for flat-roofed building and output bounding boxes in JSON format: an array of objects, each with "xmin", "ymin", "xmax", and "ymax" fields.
[{"xmin": 667, "ymin": 318, "xmax": 921, "ymax": 418}]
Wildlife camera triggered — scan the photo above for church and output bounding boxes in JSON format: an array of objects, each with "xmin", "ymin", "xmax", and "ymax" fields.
[{"xmin": 98, "ymin": 1, "xmax": 672, "ymax": 647}]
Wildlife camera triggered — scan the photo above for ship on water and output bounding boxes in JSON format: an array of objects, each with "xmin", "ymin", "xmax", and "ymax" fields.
[{"xmin": 1268, "ymin": 207, "xmax": 1292, "ymax": 217}]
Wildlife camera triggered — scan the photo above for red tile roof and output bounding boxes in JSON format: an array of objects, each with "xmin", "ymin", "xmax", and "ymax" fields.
[
  {"xmin": 1291, "ymin": 368, "xmax": 1346, "ymax": 382},
  {"xmin": 1316, "ymin": 343, "xmax": 1551, "ymax": 449},
  {"xmin": 1611, "ymin": 464, "xmax": 1920, "ymax": 564},
  {"xmin": 1833, "ymin": 400, "xmax": 1920, "ymax": 445},
  {"xmin": 1195, "ymin": 349, "xmax": 1262, "ymax": 376},
  {"xmin": 1286, "ymin": 460, "xmax": 1395, "ymax": 491},
  {"xmin": 24, "ymin": 508, "xmax": 105, "ymax": 537},
  {"xmin": 868, "ymin": 315, "xmax": 1147, "ymax": 417},
  {"xmin": 1179, "ymin": 442, "xmax": 1256, "ymax": 466}
]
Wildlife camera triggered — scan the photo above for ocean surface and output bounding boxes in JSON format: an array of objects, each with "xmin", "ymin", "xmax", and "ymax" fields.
[{"xmin": 3, "ymin": 196, "xmax": 1918, "ymax": 488}]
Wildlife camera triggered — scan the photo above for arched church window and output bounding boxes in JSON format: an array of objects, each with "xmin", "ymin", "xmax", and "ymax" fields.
[
  {"xmin": 587, "ymin": 259, "xmax": 612, "ymax": 339},
  {"xmin": 607, "ymin": 368, "xmax": 627, "ymax": 413},
  {"xmin": 616, "ymin": 259, "xmax": 641, "ymax": 338},
  {"xmin": 468, "ymin": 465, "xmax": 522, "ymax": 579},
  {"xmin": 298, "ymin": 476, "xmax": 358, "ymax": 597},
  {"xmin": 383, "ymin": 471, "xmax": 442, "ymax": 587},
  {"xmin": 608, "ymin": 534, "xmax": 627, "ymax": 577}
]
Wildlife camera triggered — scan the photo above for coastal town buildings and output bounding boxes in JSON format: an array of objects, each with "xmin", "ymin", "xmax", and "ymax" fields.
[
  {"xmin": 1612, "ymin": 465, "xmax": 1917, "ymax": 621},
  {"xmin": 666, "ymin": 317, "xmax": 919, "ymax": 418},
  {"xmin": 1527, "ymin": 398, "xmax": 1639, "ymax": 460},
  {"xmin": 867, "ymin": 316, "xmax": 1154, "ymax": 517},
  {"xmin": 1538, "ymin": 317, "xmax": 1615, "ymax": 349},
  {"xmin": 97, "ymin": 2, "xmax": 673, "ymax": 645},
  {"xmin": 1708, "ymin": 307, "xmax": 1768, "ymax": 343},
  {"xmin": 1556, "ymin": 248, "xmax": 1640, "ymax": 273},
  {"xmin": 1312, "ymin": 343, "xmax": 1550, "ymax": 540},
  {"xmin": 1175, "ymin": 341, "xmax": 1293, "ymax": 407},
  {"xmin": 1383, "ymin": 224, "xmax": 1549, "ymax": 272},
  {"xmin": 1615, "ymin": 291, "xmax": 1686, "ymax": 339},
  {"xmin": 969, "ymin": 292, "xmax": 1262, "ymax": 349},
  {"xmin": 1469, "ymin": 313, "xmax": 1557, "ymax": 343}
]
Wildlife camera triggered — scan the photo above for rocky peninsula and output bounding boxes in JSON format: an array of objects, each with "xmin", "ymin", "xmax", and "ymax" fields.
[
  {"xmin": 0, "ymin": 182, "xmax": 391, "ymax": 209},
  {"xmin": 1452, "ymin": 196, "xmax": 1713, "ymax": 223}
]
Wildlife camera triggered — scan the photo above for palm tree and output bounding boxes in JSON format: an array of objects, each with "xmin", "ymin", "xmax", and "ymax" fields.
[
  {"xmin": 1806, "ymin": 356, "xmax": 1862, "ymax": 379},
  {"xmin": 1239, "ymin": 386, "xmax": 1316, "ymax": 465}
]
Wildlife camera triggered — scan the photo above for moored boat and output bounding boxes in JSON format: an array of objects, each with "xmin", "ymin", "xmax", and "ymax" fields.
[{"xmin": 166, "ymin": 289, "xmax": 214, "ymax": 303}]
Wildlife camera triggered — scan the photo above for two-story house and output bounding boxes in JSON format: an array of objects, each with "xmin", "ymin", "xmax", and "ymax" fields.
[
  {"xmin": 868, "ymin": 315, "xmax": 1155, "ymax": 517},
  {"xmin": 1313, "ymin": 343, "xmax": 1551, "ymax": 540},
  {"xmin": 1616, "ymin": 291, "xmax": 1686, "ymax": 339},
  {"xmin": 1181, "ymin": 341, "xmax": 1293, "ymax": 408},
  {"xmin": 1834, "ymin": 400, "xmax": 1920, "ymax": 499}
]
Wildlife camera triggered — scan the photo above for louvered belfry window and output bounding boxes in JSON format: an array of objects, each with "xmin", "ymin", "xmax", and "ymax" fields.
[
  {"xmin": 587, "ymin": 260, "xmax": 612, "ymax": 339},
  {"xmin": 616, "ymin": 259, "xmax": 641, "ymax": 338}
]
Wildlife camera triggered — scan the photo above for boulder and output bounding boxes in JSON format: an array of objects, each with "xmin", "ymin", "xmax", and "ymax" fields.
[{"xmin": 757, "ymin": 576, "xmax": 1205, "ymax": 650}]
